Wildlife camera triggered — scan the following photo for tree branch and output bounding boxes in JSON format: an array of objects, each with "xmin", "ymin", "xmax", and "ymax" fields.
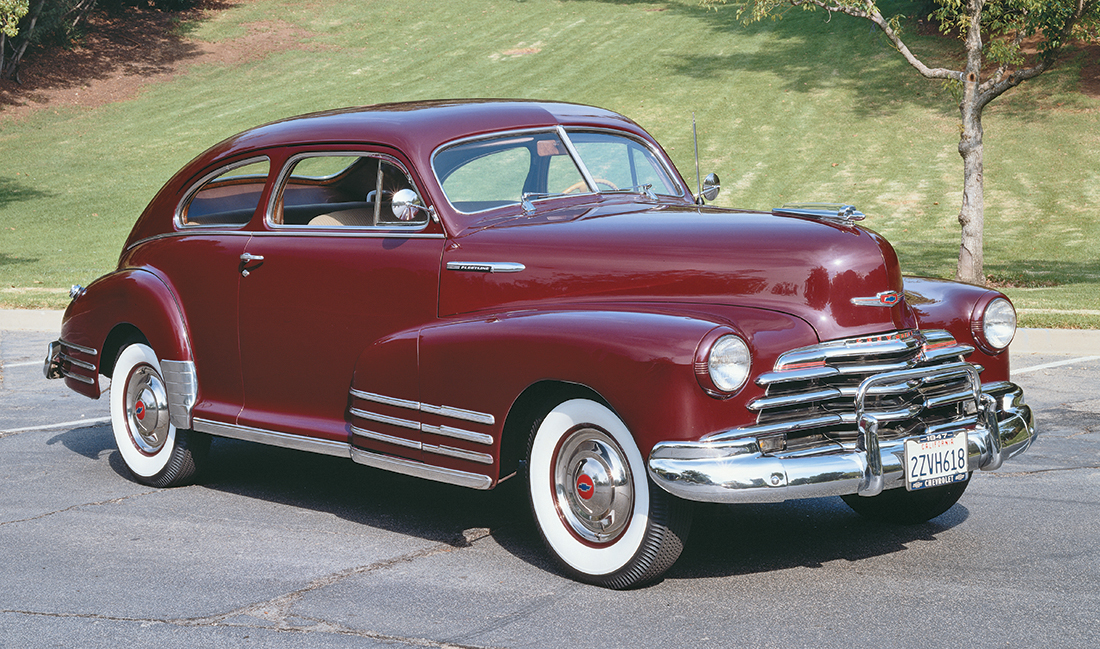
[{"xmin": 788, "ymin": 0, "xmax": 963, "ymax": 81}]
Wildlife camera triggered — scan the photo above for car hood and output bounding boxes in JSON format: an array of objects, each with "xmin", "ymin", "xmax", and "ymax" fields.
[{"xmin": 438, "ymin": 199, "xmax": 916, "ymax": 342}]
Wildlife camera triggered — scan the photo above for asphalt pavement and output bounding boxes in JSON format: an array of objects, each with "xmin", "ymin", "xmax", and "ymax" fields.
[{"xmin": 2, "ymin": 312, "xmax": 1098, "ymax": 648}]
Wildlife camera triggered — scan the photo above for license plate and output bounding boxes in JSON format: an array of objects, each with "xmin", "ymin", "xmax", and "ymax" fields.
[{"xmin": 904, "ymin": 430, "xmax": 969, "ymax": 491}]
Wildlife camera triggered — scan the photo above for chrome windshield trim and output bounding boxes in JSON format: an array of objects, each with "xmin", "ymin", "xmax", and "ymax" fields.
[
  {"xmin": 557, "ymin": 125, "xmax": 599, "ymax": 193},
  {"xmin": 193, "ymin": 418, "xmax": 351, "ymax": 458},
  {"xmin": 350, "ymin": 448, "xmax": 492, "ymax": 490}
]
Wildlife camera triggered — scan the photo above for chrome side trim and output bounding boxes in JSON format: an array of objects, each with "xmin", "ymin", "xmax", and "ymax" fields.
[
  {"xmin": 420, "ymin": 404, "xmax": 495, "ymax": 426},
  {"xmin": 63, "ymin": 370, "xmax": 96, "ymax": 385},
  {"xmin": 423, "ymin": 443, "xmax": 494, "ymax": 465},
  {"xmin": 350, "ymin": 448, "xmax": 492, "ymax": 490},
  {"xmin": 422, "ymin": 423, "xmax": 493, "ymax": 446},
  {"xmin": 193, "ymin": 418, "xmax": 351, "ymax": 458},
  {"xmin": 59, "ymin": 338, "xmax": 97, "ymax": 356},
  {"xmin": 60, "ymin": 353, "xmax": 96, "ymax": 372},
  {"xmin": 445, "ymin": 261, "xmax": 526, "ymax": 274},
  {"xmin": 351, "ymin": 425, "xmax": 420, "ymax": 450},
  {"xmin": 350, "ymin": 389, "xmax": 496, "ymax": 426},
  {"xmin": 350, "ymin": 407, "xmax": 420, "ymax": 431},
  {"xmin": 160, "ymin": 360, "xmax": 198, "ymax": 430}
]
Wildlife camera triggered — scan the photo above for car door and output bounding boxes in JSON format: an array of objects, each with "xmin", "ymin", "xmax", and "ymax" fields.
[
  {"xmin": 158, "ymin": 156, "xmax": 272, "ymax": 425},
  {"xmin": 235, "ymin": 149, "xmax": 445, "ymax": 456}
]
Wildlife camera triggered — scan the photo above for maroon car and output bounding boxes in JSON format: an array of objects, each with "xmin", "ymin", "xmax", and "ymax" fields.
[{"xmin": 45, "ymin": 100, "xmax": 1036, "ymax": 588}]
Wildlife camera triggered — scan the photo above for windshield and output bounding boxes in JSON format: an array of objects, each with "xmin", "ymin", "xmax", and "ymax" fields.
[{"xmin": 433, "ymin": 129, "xmax": 682, "ymax": 214}]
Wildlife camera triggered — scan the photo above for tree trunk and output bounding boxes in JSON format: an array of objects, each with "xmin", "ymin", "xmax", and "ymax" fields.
[{"xmin": 955, "ymin": 1, "xmax": 986, "ymax": 286}]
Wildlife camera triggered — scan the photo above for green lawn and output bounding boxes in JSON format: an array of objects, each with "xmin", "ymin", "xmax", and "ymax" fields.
[{"xmin": 2, "ymin": 0, "xmax": 1098, "ymax": 327}]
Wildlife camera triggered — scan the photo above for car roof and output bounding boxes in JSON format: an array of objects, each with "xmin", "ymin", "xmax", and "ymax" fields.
[{"xmin": 198, "ymin": 100, "xmax": 648, "ymax": 168}]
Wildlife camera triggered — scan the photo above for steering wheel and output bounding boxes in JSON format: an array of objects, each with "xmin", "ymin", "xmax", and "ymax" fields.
[{"xmin": 563, "ymin": 178, "xmax": 619, "ymax": 193}]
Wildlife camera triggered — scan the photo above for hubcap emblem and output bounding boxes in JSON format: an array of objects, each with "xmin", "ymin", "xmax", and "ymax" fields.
[
  {"xmin": 576, "ymin": 474, "xmax": 595, "ymax": 500},
  {"xmin": 135, "ymin": 401, "xmax": 146, "ymax": 420}
]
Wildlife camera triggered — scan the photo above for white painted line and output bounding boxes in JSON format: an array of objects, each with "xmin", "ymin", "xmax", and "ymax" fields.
[
  {"xmin": 4, "ymin": 361, "xmax": 41, "ymax": 368},
  {"xmin": 0, "ymin": 417, "xmax": 112, "ymax": 435},
  {"xmin": 1014, "ymin": 356, "xmax": 1100, "ymax": 375}
]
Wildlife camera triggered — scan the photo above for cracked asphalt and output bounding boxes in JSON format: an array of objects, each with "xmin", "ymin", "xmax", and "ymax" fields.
[{"xmin": 2, "ymin": 328, "xmax": 1099, "ymax": 648}]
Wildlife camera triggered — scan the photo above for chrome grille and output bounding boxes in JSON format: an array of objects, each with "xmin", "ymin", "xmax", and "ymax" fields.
[{"xmin": 746, "ymin": 330, "xmax": 978, "ymax": 448}]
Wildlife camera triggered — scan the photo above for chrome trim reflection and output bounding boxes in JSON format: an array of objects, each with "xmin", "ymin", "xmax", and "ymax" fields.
[
  {"xmin": 422, "ymin": 423, "xmax": 493, "ymax": 446},
  {"xmin": 350, "ymin": 448, "xmax": 492, "ymax": 490},
  {"xmin": 350, "ymin": 407, "xmax": 420, "ymax": 431}
]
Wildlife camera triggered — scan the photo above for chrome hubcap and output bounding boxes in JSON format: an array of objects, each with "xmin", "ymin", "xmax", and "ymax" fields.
[
  {"xmin": 553, "ymin": 426, "xmax": 633, "ymax": 544},
  {"xmin": 125, "ymin": 365, "xmax": 170, "ymax": 454}
]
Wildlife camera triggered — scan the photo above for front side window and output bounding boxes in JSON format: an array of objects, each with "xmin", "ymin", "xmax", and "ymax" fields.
[
  {"xmin": 179, "ymin": 158, "xmax": 270, "ymax": 227},
  {"xmin": 433, "ymin": 129, "xmax": 681, "ymax": 214},
  {"xmin": 270, "ymin": 154, "xmax": 428, "ymax": 227}
]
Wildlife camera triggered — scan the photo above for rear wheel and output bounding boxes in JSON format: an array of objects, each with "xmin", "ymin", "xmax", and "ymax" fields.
[
  {"xmin": 841, "ymin": 478, "xmax": 970, "ymax": 524},
  {"xmin": 110, "ymin": 343, "xmax": 209, "ymax": 488},
  {"xmin": 526, "ymin": 398, "xmax": 691, "ymax": 589}
]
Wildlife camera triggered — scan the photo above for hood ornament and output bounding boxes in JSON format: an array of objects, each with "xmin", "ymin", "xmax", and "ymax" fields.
[{"xmin": 773, "ymin": 203, "xmax": 866, "ymax": 223}]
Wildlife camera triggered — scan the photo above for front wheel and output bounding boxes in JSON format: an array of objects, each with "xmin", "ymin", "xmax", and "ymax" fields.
[
  {"xmin": 840, "ymin": 478, "xmax": 970, "ymax": 524},
  {"xmin": 526, "ymin": 398, "xmax": 691, "ymax": 589},
  {"xmin": 110, "ymin": 343, "xmax": 209, "ymax": 488}
]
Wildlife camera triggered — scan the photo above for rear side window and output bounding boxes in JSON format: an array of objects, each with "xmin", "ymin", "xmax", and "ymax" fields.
[{"xmin": 179, "ymin": 158, "xmax": 270, "ymax": 227}]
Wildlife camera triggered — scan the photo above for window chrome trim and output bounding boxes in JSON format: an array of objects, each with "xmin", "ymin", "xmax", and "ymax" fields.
[
  {"xmin": 266, "ymin": 151, "xmax": 431, "ymax": 232},
  {"xmin": 176, "ymin": 156, "xmax": 270, "ymax": 229}
]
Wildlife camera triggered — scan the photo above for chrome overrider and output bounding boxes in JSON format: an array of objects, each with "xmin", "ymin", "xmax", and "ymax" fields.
[{"xmin": 648, "ymin": 357, "xmax": 1037, "ymax": 505}]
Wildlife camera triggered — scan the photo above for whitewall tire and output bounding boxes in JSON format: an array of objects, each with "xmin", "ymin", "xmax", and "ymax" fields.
[
  {"xmin": 526, "ymin": 398, "xmax": 691, "ymax": 588},
  {"xmin": 110, "ymin": 343, "xmax": 208, "ymax": 487}
]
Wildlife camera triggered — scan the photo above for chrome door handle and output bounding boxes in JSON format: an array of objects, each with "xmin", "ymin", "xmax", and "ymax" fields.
[{"xmin": 240, "ymin": 252, "xmax": 265, "ymax": 277}]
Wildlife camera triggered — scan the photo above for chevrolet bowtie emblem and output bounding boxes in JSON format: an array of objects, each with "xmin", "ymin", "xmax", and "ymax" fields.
[{"xmin": 851, "ymin": 291, "xmax": 902, "ymax": 307}]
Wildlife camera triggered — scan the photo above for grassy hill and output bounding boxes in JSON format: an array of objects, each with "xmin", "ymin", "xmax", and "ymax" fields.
[{"xmin": 2, "ymin": 0, "xmax": 1098, "ymax": 327}]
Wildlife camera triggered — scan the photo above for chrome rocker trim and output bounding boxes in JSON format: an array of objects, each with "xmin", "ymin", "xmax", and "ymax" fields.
[{"xmin": 647, "ymin": 373, "xmax": 1036, "ymax": 504}]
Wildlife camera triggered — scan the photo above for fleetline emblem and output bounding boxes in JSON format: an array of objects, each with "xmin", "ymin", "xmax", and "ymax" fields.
[{"xmin": 850, "ymin": 291, "xmax": 902, "ymax": 307}]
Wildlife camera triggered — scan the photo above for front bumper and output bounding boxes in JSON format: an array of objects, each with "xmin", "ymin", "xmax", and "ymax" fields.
[{"xmin": 647, "ymin": 378, "xmax": 1036, "ymax": 504}]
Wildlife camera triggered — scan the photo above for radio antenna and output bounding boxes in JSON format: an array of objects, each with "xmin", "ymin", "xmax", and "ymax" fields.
[{"xmin": 693, "ymin": 112, "xmax": 701, "ymax": 199}]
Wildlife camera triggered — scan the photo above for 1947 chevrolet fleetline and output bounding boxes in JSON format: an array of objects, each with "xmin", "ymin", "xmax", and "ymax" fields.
[{"xmin": 45, "ymin": 100, "xmax": 1036, "ymax": 588}]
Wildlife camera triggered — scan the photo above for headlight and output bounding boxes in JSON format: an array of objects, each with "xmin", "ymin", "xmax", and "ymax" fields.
[
  {"xmin": 976, "ymin": 297, "xmax": 1016, "ymax": 352},
  {"xmin": 702, "ymin": 334, "xmax": 752, "ymax": 395}
]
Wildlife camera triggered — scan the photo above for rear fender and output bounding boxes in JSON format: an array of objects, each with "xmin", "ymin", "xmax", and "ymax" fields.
[{"xmin": 60, "ymin": 269, "xmax": 192, "ymax": 398}]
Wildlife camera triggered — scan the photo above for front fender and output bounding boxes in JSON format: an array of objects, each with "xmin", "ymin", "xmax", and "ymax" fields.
[
  {"xmin": 415, "ymin": 307, "xmax": 816, "ymax": 458},
  {"xmin": 60, "ymin": 268, "xmax": 193, "ymax": 398},
  {"xmin": 904, "ymin": 276, "xmax": 1012, "ymax": 381}
]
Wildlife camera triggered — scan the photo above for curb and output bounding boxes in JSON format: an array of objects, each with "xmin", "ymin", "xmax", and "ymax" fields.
[{"xmin": 3, "ymin": 309, "xmax": 1098, "ymax": 356}]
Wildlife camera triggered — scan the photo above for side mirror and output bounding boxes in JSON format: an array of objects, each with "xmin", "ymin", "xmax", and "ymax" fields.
[
  {"xmin": 391, "ymin": 188, "xmax": 426, "ymax": 221},
  {"xmin": 696, "ymin": 173, "xmax": 720, "ymax": 204}
]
